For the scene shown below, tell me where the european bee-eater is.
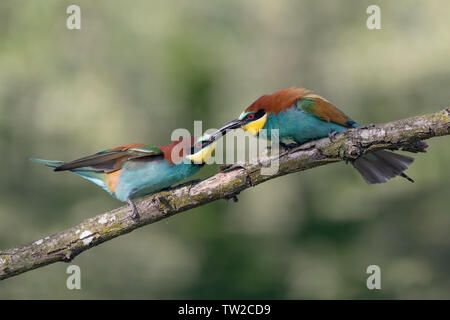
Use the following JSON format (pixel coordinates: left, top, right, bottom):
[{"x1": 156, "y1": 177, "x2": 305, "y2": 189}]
[
  {"x1": 30, "y1": 136, "x2": 216, "y2": 218},
  {"x1": 215, "y1": 87, "x2": 414, "y2": 184}
]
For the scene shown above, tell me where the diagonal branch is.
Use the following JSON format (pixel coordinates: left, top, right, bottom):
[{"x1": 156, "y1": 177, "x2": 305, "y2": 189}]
[{"x1": 1, "y1": 108, "x2": 449, "y2": 281}]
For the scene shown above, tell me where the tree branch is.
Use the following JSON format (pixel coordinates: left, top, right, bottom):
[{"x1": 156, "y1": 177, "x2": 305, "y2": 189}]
[{"x1": 1, "y1": 108, "x2": 449, "y2": 281}]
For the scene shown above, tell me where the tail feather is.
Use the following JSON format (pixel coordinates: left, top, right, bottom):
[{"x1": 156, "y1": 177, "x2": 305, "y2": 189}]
[
  {"x1": 29, "y1": 158, "x2": 64, "y2": 168},
  {"x1": 352, "y1": 150, "x2": 414, "y2": 184},
  {"x1": 29, "y1": 158, "x2": 111, "y2": 194}
]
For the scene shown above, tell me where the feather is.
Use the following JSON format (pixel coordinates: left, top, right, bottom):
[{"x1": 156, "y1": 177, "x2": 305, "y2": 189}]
[
  {"x1": 352, "y1": 150, "x2": 414, "y2": 184},
  {"x1": 53, "y1": 144, "x2": 163, "y2": 173},
  {"x1": 159, "y1": 136, "x2": 195, "y2": 165},
  {"x1": 29, "y1": 158, "x2": 64, "y2": 168},
  {"x1": 299, "y1": 94, "x2": 354, "y2": 127},
  {"x1": 246, "y1": 87, "x2": 310, "y2": 114},
  {"x1": 245, "y1": 87, "x2": 356, "y2": 128}
]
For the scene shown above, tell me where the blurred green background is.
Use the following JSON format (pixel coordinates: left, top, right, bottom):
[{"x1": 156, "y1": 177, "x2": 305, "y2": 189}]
[{"x1": 1, "y1": 0, "x2": 449, "y2": 299}]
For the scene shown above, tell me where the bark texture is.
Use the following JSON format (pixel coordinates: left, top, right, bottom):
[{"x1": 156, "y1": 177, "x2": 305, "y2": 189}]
[{"x1": 1, "y1": 108, "x2": 449, "y2": 281}]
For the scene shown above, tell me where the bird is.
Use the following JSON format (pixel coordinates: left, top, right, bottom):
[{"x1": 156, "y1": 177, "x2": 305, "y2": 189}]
[
  {"x1": 30, "y1": 135, "x2": 217, "y2": 219},
  {"x1": 213, "y1": 87, "x2": 414, "y2": 184}
]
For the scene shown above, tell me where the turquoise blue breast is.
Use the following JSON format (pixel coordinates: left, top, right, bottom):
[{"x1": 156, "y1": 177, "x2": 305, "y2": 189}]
[
  {"x1": 114, "y1": 158, "x2": 202, "y2": 201},
  {"x1": 264, "y1": 107, "x2": 358, "y2": 144}
]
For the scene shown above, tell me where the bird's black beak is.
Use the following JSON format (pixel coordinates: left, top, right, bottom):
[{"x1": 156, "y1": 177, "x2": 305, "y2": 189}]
[{"x1": 206, "y1": 119, "x2": 244, "y2": 143}]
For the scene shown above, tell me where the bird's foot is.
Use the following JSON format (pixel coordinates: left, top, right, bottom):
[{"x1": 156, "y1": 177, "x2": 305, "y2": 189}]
[
  {"x1": 360, "y1": 124, "x2": 376, "y2": 129},
  {"x1": 280, "y1": 142, "x2": 297, "y2": 149},
  {"x1": 280, "y1": 142, "x2": 299, "y2": 154},
  {"x1": 126, "y1": 198, "x2": 140, "y2": 221},
  {"x1": 328, "y1": 131, "x2": 339, "y2": 142}
]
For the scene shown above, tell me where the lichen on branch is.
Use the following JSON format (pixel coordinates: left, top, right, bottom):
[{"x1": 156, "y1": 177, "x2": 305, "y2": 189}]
[{"x1": 1, "y1": 108, "x2": 449, "y2": 281}]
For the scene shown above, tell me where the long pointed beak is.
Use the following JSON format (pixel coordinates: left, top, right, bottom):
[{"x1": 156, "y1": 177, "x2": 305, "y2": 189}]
[{"x1": 208, "y1": 119, "x2": 244, "y2": 142}]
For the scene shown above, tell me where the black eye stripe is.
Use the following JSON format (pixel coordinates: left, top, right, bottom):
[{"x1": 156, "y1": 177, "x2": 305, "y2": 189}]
[{"x1": 247, "y1": 110, "x2": 265, "y2": 121}]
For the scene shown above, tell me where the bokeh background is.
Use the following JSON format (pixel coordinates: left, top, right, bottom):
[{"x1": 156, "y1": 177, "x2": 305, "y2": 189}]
[{"x1": 1, "y1": 0, "x2": 449, "y2": 299}]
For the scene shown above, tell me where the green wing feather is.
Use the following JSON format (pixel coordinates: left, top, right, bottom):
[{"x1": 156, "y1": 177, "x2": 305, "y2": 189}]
[{"x1": 296, "y1": 94, "x2": 355, "y2": 128}]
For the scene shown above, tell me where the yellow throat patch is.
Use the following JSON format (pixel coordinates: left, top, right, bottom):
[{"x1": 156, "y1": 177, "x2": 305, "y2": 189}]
[
  {"x1": 186, "y1": 142, "x2": 216, "y2": 164},
  {"x1": 242, "y1": 113, "x2": 267, "y2": 136}
]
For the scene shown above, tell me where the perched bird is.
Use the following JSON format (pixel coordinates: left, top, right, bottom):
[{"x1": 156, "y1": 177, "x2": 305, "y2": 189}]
[
  {"x1": 214, "y1": 87, "x2": 414, "y2": 184},
  {"x1": 30, "y1": 136, "x2": 216, "y2": 219}
]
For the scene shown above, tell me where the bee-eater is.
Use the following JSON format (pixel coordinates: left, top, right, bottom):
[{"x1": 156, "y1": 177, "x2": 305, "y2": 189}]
[
  {"x1": 30, "y1": 136, "x2": 216, "y2": 218},
  {"x1": 215, "y1": 87, "x2": 414, "y2": 184}
]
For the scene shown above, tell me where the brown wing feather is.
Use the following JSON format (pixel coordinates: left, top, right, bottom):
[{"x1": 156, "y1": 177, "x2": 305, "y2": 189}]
[
  {"x1": 54, "y1": 143, "x2": 161, "y2": 172},
  {"x1": 54, "y1": 152, "x2": 126, "y2": 172},
  {"x1": 304, "y1": 94, "x2": 352, "y2": 127}
]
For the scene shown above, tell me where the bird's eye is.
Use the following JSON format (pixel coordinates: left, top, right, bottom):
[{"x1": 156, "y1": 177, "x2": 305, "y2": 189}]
[
  {"x1": 196, "y1": 142, "x2": 202, "y2": 148},
  {"x1": 247, "y1": 114, "x2": 255, "y2": 120}
]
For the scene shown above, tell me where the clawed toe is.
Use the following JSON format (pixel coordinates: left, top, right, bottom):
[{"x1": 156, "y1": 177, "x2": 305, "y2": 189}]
[{"x1": 328, "y1": 131, "x2": 338, "y2": 142}]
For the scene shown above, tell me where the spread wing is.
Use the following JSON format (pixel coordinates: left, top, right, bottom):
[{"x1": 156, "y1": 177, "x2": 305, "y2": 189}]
[
  {"x1": 297, "y1": 94, "x2": 356, "y2": 128},
  {"x1": 54, "y1": 143, "x2": 163, "y2": 173}
]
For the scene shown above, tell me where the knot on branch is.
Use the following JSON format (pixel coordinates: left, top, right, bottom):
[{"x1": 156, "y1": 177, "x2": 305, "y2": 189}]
[
  {"x1": 400, "y1": 140, "x2": 429, "y2": 153},
  {"x1": 336, "y1": 140, "x2": 363, "y2": 162},
  {"x1": 1, "y1": 108, "x2": 449, "y2": 281},
  {"x1": 61, "y1": 249, "x2": 76, "y2": 262},
  {"x1": 348, "y1": 145, "x2": 363, "y2": 159},
  {"x1": 224, "y1": 193, "x2": 239, "y2": 202},
  {"x1": 153, "y1": 195, "x2": 176, "y2": 215},
  {"x1": 0, "y1": 255, "x2": 10, "y2": 273}
]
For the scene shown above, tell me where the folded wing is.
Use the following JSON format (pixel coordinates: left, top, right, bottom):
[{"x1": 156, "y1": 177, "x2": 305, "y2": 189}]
[
  {"x1": 297, "y1": 94, "x2": 357, "y2": 128},
  {"x1": 54, "y1": 143, "x2": 163, "y2": 173}
]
